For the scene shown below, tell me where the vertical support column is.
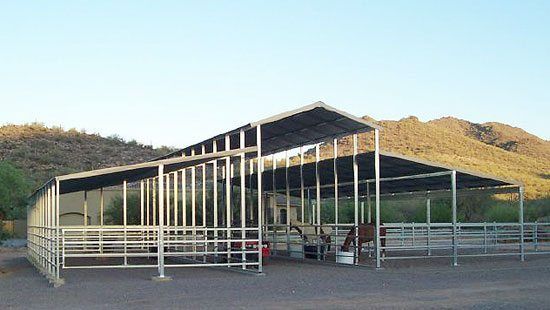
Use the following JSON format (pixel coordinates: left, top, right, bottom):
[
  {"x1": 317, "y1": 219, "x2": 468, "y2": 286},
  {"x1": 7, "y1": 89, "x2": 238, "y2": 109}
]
[
  {"x1": 167, "y1": 173, "x2": 172, "y2": 253},
  {"x1": 353, "y1": 134, "x2": 359, "y2": 265},
  {"x1": 240, "y1": 129, "x2": 246, "y2": 269},
  {"x1": 225, "y1": 135, "x2": 232, "y2": 264},
  {"x1": 256, "y1": 125, "x2": 263, "y2": 273},
  {"x1": 146, "y1": 181, "x2": 150, "y2": 245},
  {"x1": 174, "y1": 172, "x2": 179, "y2": 252},
  {"x1": 201, "y1": 145, "x2": 207, "y2": 260},
  {"x1": 249, "y1": 160, "x2": 254, "y2": 221},
  {"x1": 140, "y1": 181, "x2": 144, "y2": 249},
  {"x1": 272, "y1": 154, "x2": 277, "y2": 225},
  {"x1": 451, "y1": 170, "x2": 458, "y2": 267},
  {"x1": 140, "y1": 181, "x2": 145, "y2": 226},
  {"x1": 156, "y1": 164, "x2": 169, "y2": 279},
  {"x1": 519, "y1": 186, "x2": 525, "y2": 262},
  {"x1": 191, "y1": 149, "x2": 197, "y2": 257},
  {"x1": 49, "y1": 183, "x2": 55, "y2": 278},
  {"x1": 47, "y1": 185, "x2": 51, "y2": 275},
  {"x1": 374, "y1": 129, "x2": 382, "y2": 269},
  {"x1": 123, "y1": 180, "x2": 128, "y2": 266},
  {"x1": 333, "y1": 139, "x2": 339, "y2": 243},
  {"x1": 174, "y1": 172, "x2": 178, "y2": 229},
  {"x1": 300, "y1": 146, "x2": 305, "y2": 223},
  {"x1": 285, "y1": 150, "x2": 291, "y2": 255},
  {"x1": 166, "y1": 174, "x2": 171, "y2": 235},
  {"x1": 315, "y1": 144, "x2": 321, "y2": 229},
  {"x1": 55, "y1": 179, "x2": 61, "y2": 284},
  {"x1": 182, "y1": 169, "x2": 187, "y2": 228},
  {"x1": 153, "y1": 178, "x2": 157, "y2": 227},
  {"x1": 83, "y1": 191, "x2": 88, "y2": 252},
  {"x1": 100, "y1": 188, "x2": 104, "y2": 254},
  {"x1": 426, "y1": 197, "x2": 431, "y2": 256},
  {"x1": 213, "y1": 141, "x2": 218, "y2": 261},
  {"x1": 315, "y1": 143, "x2": 321, "y2": 260}
]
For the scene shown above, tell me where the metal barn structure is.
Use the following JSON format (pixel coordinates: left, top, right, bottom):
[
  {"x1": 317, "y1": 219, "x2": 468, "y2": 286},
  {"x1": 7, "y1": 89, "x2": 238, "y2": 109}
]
[{"x1": 27, "y1": 102, "x2": 548, "y2": 286}]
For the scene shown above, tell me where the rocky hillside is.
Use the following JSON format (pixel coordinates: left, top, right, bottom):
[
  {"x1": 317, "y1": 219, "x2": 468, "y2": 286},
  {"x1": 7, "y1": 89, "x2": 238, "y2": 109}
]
[
  {"x1": 428, "y1": 117, "x2": 550, "y2": 162},
  {"x1": 0, "y1": 123, "x2": 173, "y2": 188},
  {"x1": 313, "y1": 116, "x2": 549, "y2": 199},
  {"x1": 1, "y1": 117, "x2": 548, "y2": 199}
]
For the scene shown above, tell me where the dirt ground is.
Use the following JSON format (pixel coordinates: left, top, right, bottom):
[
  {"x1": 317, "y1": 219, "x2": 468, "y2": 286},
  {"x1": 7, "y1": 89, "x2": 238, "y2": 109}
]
[{"x1": 1, "y1": 248, "x2": 550, "y2": 309}]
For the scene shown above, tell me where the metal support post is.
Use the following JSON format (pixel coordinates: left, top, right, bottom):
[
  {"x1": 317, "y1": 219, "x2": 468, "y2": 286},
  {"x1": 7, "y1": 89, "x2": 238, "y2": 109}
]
[
  {"x1": 451, "y1": 170, "x2": 458, "y2": 266},
  {"x1": 375, "y1": 129, "x2": 382, "y2": 269}
]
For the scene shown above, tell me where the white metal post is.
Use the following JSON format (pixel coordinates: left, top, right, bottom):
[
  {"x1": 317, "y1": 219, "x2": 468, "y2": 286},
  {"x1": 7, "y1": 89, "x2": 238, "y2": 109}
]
[
  {"x1": 141, "y1": 181, "x2": 145, "y2": 249},
  {"x1": 240, "y1": 129, "x2": 246, "y2": 269},
  {"x1": 451, "y1": 170, "x2": 458, "y2": 266},
  {"x1": 333, "y1": 138, "x2": 339, "y2": 243},
  {"x1": 202, "y1": 145, "x2": 206, "y2": 241},
  {"x1": 123, "y1": 180, "x2": 128, "y2": 266},
  {"x1": 256, "y1": 125, "x2": 263, "y2": 273},
  {"x1": 300, "y1": 146, "x2": 305, "y2": 223},
  {"x1": 213, "y1": 140, "x2": 218, "y2": 261},
  {"x1": 285, "y1": 150, "x2": 291, "y2": 255},
  {"x1": 427, "y1": 197, "x2": 431, "y2": 256},
  {"x1": 191, "y1": 149, "x2": 197, "y2": 258},
  {"x1": 353, "y1": 134, "x2": 359, "y2": 265},
  {"x1": 174, "y1": 172, "x2": 178, "y2": 228},
  {"x1": 519, "y1": 186, "x2": 525, "y2": 262},
  {"x1": 166, "y1": 174, "x2": 171, "y2": 232},
  {"x1": 272, "y1": 154, "x2": 276, "y2": 226},
  {"x1": 315, "y1": 143, "x2": 321, "y2": 260},
  {"x1": 375, "y1": 129, "x2": 382, "y2": 269},
  {"x1": 157, "y1": 164, "x2": 166, "y2": 278},
  {"x1": 153, "y1": 178, "x2": 157, "y2": 227},
  {"x1": 55, "y1": 179, "x2": 60, "y2": 283},
  {"x1": 146, "y1": 181, "x2": 150, "y2": 244},
  {"x1": 182, "y1": 169, "x2": 187, "y2": 227},
  {"x1": 47, "y1": 185, "x2": 51, "y2": 275},
  {"x1": 140, "y1": 181, "x2": 144, "y2": 226},
  {"x1": 225, "y1": 135, "x2": 232, "y2": 264}
]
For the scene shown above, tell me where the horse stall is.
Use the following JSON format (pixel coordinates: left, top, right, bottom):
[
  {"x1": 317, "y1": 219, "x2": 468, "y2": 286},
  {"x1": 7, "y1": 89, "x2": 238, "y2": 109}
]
[
  {"x1": 260, "y1": 145, "x2": 548, "y2": 269},
  {"x1": 26, "y1": 102, "x2": 547, "y2": 286}
]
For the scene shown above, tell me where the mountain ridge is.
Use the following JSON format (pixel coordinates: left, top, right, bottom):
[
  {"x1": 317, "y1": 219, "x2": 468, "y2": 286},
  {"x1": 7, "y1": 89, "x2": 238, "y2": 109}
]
[{"x1": 0, "y1": 117, "x2": 548, "y2": 199}]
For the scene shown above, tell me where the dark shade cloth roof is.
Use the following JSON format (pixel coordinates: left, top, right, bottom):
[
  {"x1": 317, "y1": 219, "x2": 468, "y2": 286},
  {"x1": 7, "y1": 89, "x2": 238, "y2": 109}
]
[
  {"x1": 251, "y1": 151, "x2": 521, "y2": 197},
  {"x1": 155, "y1": 101, "x2": 380, "y2": 160},
  {"x1": 43, "y1": 146, "x2": 257, "y2": 195}
]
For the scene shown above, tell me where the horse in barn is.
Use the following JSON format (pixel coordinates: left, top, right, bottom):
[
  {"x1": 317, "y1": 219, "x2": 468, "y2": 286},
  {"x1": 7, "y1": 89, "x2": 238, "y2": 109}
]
[{"x1": 341, "y1": 223, "x2": 386, "y2": 260}]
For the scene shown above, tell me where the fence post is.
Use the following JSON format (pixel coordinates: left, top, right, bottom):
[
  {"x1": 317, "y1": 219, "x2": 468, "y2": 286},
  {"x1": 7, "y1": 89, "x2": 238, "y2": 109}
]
[
  {"x1": 483, "y1": 222, "x2": 487, "y2": 254},
  {"x1": 534, "y1": 221, "x2": 538, "y2": 252},
  {"x1": 519, "y1": 187, "x2": 525, "y2": 262},
  {"x1": 426, "y1": 198, "x2": 431, "y2": 256}
]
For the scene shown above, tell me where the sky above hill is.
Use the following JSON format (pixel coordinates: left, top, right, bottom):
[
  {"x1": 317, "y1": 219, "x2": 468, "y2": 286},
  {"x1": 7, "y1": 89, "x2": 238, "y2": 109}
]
[{"x1": 0, "y1": 1, "x2": 548, "y2": 147}]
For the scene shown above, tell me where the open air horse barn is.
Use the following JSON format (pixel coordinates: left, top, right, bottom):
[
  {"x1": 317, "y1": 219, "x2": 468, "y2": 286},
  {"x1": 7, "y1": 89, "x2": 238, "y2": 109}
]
[{"x1": 27, "y1": 102, "x2": 549, "y2": 286}]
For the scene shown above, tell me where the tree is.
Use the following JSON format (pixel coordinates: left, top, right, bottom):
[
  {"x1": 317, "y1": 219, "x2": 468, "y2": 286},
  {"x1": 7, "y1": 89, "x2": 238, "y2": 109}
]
[
  {"x1": 104, "y1": 194, "x2": 141, "y2": 225},
  {"x1": 0, "y1": 161, "x2": 31, "y2": 220}
]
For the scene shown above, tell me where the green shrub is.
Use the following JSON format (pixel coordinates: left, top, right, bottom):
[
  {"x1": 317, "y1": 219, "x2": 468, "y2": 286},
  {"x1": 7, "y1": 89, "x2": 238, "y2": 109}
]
[{"x1": 0, "y1": 161, "x2": 31, "y2": 220}]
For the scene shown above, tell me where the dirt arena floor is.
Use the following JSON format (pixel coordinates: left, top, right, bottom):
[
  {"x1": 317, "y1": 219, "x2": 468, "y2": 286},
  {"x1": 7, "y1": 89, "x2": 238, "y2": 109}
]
[{"x1": 2, "y1": 248, "x2": 550, "y2": 309}]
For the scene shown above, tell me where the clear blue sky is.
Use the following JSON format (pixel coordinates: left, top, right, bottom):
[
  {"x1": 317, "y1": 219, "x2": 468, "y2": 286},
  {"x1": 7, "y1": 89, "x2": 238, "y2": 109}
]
[{"x1": 1, "y1": 1, "x2": 548, "y2": 147}]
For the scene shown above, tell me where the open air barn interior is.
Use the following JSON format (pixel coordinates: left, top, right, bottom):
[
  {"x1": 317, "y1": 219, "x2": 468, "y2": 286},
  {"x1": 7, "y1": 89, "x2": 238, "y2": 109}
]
[{"x1": 26, "y1": 102, "x2": 549, "y2": 286}]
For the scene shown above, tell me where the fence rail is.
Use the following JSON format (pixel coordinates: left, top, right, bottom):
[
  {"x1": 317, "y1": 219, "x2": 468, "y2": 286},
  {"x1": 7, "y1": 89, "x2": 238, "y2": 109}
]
[
  {"x1": 58, "y1": 225, "x2": 261, "y2": 270},
  {"x1": 264, "y1": 222, "x2": 550, "y2": 265}
]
